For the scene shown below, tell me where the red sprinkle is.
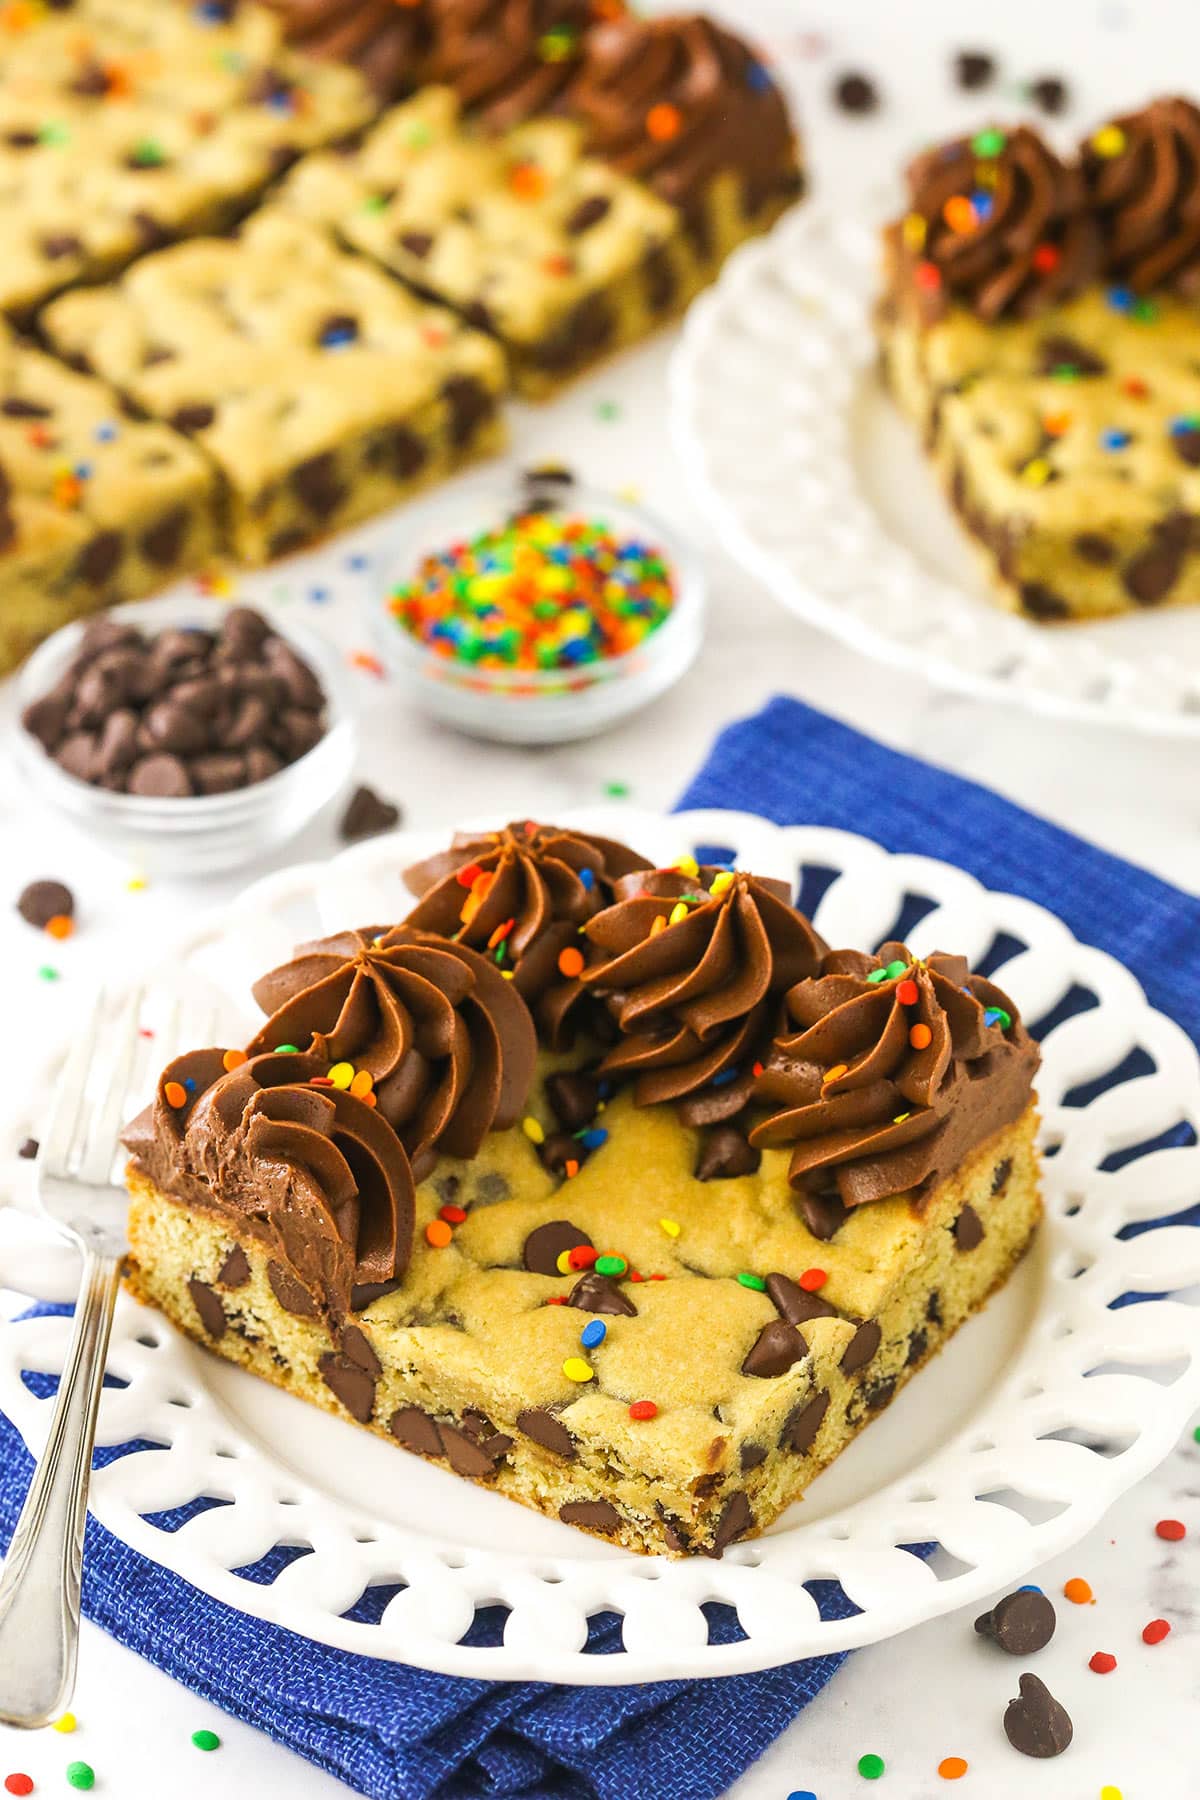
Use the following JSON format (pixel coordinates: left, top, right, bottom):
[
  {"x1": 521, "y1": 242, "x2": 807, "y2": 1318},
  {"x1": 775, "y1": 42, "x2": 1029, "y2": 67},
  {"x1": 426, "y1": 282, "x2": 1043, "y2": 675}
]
[
  {"x1": 439, "y1": 1204, "x2": 467, "y2": 1224},
  {"x1": 456, "y1": 863, "x2": 483, "y2": 888},
  {"x1": 1088, "y1": 1651, "x2": 1117, "y2": 1674},
  {"x1": 1032, "y1": 242, "x2": 1060, "y2": 272},
  {"x1": 629, "y1": 1401, "x2": 658, "y2": 1420},
  {"x1": 650, "y1": 1272, "x2": 666, "y2": 1281},
  {"x1": 4, "y1": 1778, "x2": 34, "y2": 1797},
  {"x1": 915, "y1": 259, "x2": 942, "y2": 291},
  {"x1": 798, "y1": 1268, "x2": 827, "y2": 1292},
  {"x1": 896, "y1": 978, "x2": 919, "y2": 1006},
  {"x1": 568, "y1": 1245, "x2": 599, "y2": 1270},
  {"x1": 1156, "y1": 1518, "x2": 1186, "y2": 1541},
  {"x1": 1143, "y1": 1618, "x2": 1171, "y2": 1645},
  {"x1": 545, "y1": 1296, "x2": 567, "y2": 1306},
  {"x1": 629, "y1": 1271, "x2": 645, "y2": 1283}
]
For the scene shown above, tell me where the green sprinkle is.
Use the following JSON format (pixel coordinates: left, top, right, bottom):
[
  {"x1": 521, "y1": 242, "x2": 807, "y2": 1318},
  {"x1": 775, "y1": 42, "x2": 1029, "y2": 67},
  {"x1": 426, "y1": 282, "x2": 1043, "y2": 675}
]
[
  {"x1": 191, "y1": 1729, "x2": 221, "y2": 1752},
  {"x1": 603, "y1": 780, "x2": 630, "y2": 799},
  {"x1": 1193, "y1": 1425, "x2": 1200, "y2": 1443},
  {"x1": 274, "y1": 1043, "x2": 299, "y2": 1053},
  {"x1": 38, "y1": 120, "x2": 69, "y2": 146},
  {"x1": 595, "y1": 1254, "x2": 627, "y2": 1277},
  {"x1": 362, "y1": 193, "x2": 390, "y2": 214},
  {"x1": 66, "y1": 1764, "x2": 95, "y2": 1791},
  {"x1": 38, "y1": 965, "x2": 60, "y2": 982},
  {"x1": 1134, "y1": 298, "x2": 1158, "y2": 322},
  {"x1": 595, "y1": 400, "x2": 621, "y2": 422},
  {"x1": 971, "y1": 127, "x2": 1006, "y2": 158},
  {"x1": 866, "y1": 968, "x2": 889, "y2": 984},
  {"x1": 858, "y1": 1752, "x2": 886, "y2": 1780},
  {"x1": 130, "y1": 138, "x2": 166, "y2": 168},
  {"x1": 884, "y1": 959, "x2": 908, "y2": 979},
  {"x1": 737, "y1": 1272, "x2": 766, "y2": 1291},
  {"x1": 1051, "y1": 363, "x2": 1079, "y2": 381}
]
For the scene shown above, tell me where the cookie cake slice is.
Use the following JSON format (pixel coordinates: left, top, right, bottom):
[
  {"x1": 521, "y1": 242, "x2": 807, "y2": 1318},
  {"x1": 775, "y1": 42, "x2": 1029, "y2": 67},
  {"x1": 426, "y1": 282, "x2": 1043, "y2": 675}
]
[{"x1": 123, "y1": 824, "x2": 1041, "y2": 1557}]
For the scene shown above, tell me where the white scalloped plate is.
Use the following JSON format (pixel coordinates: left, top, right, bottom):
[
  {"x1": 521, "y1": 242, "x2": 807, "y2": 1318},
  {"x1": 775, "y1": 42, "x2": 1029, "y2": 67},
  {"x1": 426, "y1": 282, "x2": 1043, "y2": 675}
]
[
  {"x1": 3, "y1": 806, "x2": 1200, "y2": 1684},
  {"x1": 670, "y1": 205, "x2": 1200, "y2": 738}
]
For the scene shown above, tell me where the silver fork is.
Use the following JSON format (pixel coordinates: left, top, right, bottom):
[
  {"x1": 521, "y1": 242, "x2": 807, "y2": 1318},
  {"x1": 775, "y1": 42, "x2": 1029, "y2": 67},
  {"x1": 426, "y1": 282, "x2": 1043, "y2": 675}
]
[{"x1": 0, "y1": 987, "x2": 150, "y2": 1729}]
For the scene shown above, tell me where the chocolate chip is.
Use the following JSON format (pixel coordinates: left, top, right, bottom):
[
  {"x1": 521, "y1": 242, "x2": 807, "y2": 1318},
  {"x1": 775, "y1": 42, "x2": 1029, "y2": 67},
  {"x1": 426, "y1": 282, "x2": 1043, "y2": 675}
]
[
  {"x1": 765, "y1": 1272, "x2": 837, "y2": 1326},
  {"x1": 341, "y1": 1325, "x2": 382, "y2": 1375},
  {"x1": 864, "y1": 1375, "x2": 896, "y2": 1411},
  {"x1": 169, "y1": 403, "x2": 215, "y2": 435},
  {"x1": 191, "y1": 753, "x2": 247, "y2": 794},
  {"x1": 695, "y1": 1125, "x2": 761, "y2": 1180},
  {"x1": 443, "y1": 374, "x2": 494, "y2": 448},
  {"x1": 800, "y1": 1190, "x2": 847, "y2": 1240},
  {"x1": 291, "y1": 452, "x2": 346, "y2": 519},
  {"x1": 21, "y1": 689, "x2": 70, "y2": 751},
  {"x1": 658, "y1": 1508, "x2": 689, "y2": 1553},
  {"x1": 217, "y1": 1246, "x2": 250, "y2": 1288},
  {"x1": 643, "y1": 244, "x2": 677, "y2": 314},
  {"x1": 739, "y1": 1442, "x2": 767, "y2": 1472},
  {"x1": 1036, "y1": 335, "x2": 1106, "y2": 377},
  {"x1": 545, "y1": 1071, "x2": 600, "y2": 1132},
  {"x1": 1029, "y1": 75, "x2": 1068, "y2": 114},
  {"x1": 2, "y1": 397, "x2": 51, "y2": 419},
  {"x1": 707, "y1": 1491, "x2": 753, "y2": 1555},
  {"x1": 127, "y1": 752, "x2": 192, "y2": 797},
  {"x1": 463, "y1": 298, "x2": 496, "y2": 334},
  {"x1": 1003, "y1": 1672, "x2": 1073, "y2": 1758},
  {"x1": 742, "y1": 1318, "x2": 806, "y2": 1379},
  {"x1": 566, "y1": 195, "x2": 612, "y2": 235},
  {"x1": 140, "y1": 507, "x2": 188, "y2": 567},
  {"x1": 55, "y1": 733, "x2": 97, "y2": 782},
  {"x1": 187, "y1": 1278, "x2": 226, "y2": 1340},
  {"x1": 440, "y1": 1421, "x2": 510, "y2": 1478},
  {"x1": 992, "y1": 1157, "x2": 1013, "y2": 1195},
  {"x1": 541, "y1": 1131, "x2": 587, "y2": 1175},
  {"x1": 840, "y1": 1319, "x2": 882, "y2": 1374},
  {"x1": 267, "y1": 1260, "x2": 318, "y2": 1317},
  {"x1": 559, "y1": 1498, "x2": 620, "y2": 1533},
  {"x1": 265, "y1": 637, "x2": 325, "y2": 710},
  {"x1": 17, "y1": 1138, "x2": 38, "y2": 1160},
  {"x1": 351, "y1": 1279, "x2": 401, "y2": 1310},
  {"x1": 780, "y1": 1388, "x2": 829, "y2": 1454},
  {"x1": 385, "y1": 426, "x2": 427, "y2": 479},
  {"x1": 74, "y1": 531, "x2": 122, "y2": 587},
  {"x1": 954, "y1": 1204, "x2": 984, "y2": 1250},
  {"x1": 954, "y1": 50, "x2": 995, "y2": 89},
  {"x1": 833, "y1": 71, "x2": 879, "y2": 113},
  {"x1": 17, "y1": 879, "x2": 73, "y2": 929},
  {"x1": 41, "y1": 232, "x2": 82, "y2": 260},
  {"x1": 1020, "y1": 582, "x2": 1071, "y2": 621},
  {"x1": 339, "y1": 784, "x2": 401, "y2": 842},
  {"x1": 1124, "y1": 539, "x2": 1185, "y2": 607},
  {"x1": 976, "y1": 1589, "x2": 1057, "y2": 1655},
  {"x1": 523, "y1": 1219, "x2": 592, "y2": 1276},
  {"x1": 318, "y1": 1352, "x2": 376, "y2": 1423},
  {"x1": 926, "y1": 1289, "x2": 943, "y2": 1326},
  {"x1": 905, "y1": 1327, "x2": 928, "y2": 1366},
  {"x1": 390, "y1": 1404, "x2": 442, "y2": 1457},
  {"x1": 398, "y1": 230, "x2": 434, "y2": 258},
  {"x1": 567, "y1": 1272, "x2": 637, "y2": 1316},
  {"x1": 1173, "y1": 429, "x2": 1200, "y2": 467},
  {"x1": 1073, "y1": 532, "x2": 1116, "y2": 565},
  {"x1": 517, "y1": 1407, "x2": 576, "y2": 1460}
]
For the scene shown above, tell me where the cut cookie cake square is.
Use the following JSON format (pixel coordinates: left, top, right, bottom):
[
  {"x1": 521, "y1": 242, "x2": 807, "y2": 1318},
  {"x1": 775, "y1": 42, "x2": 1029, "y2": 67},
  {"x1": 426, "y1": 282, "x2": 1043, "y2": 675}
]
[
  {"x1": 123, "y1": 822, "x2": 1041, "y2": 1557},
  {"x1": 877, "y1": 98, "x2": 1200, "y2": 621}
]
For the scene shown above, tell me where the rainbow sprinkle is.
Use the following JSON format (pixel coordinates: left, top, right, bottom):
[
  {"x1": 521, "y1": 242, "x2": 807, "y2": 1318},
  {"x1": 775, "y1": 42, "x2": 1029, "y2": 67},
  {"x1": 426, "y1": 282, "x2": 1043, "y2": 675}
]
[{"x1": 388, "y1": 507, "x2": 676, "y2": 673}]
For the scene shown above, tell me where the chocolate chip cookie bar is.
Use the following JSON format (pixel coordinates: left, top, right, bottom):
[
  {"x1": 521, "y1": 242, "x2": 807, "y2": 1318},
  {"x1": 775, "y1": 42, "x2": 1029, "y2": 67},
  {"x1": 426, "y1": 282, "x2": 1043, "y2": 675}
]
[
  {"x1": 42, "y1": 211, "x2": 506, "y2": 564},
  {"x1": 0, "y1": 322, "x2": 216, "y2": 674},
  {"x1": 122, "y1": 826, "x2": 1042, "y2": 1558},
  {"x1": 0, "y1": 0, "x2": 372, "y2": 319},
  {"x1": 877, "y1": 104, "x2": 1200, "y2": 621}
]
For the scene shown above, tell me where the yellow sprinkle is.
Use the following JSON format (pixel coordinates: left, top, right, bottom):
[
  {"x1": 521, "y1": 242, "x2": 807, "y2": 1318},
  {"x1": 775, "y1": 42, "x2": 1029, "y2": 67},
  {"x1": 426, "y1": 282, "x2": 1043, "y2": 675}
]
[
  {"x1": 617, "y1": 483, "x2": 641, "y2": 503},
  {"x1": 328, "y1": 1061, "x2": 355, "y2": 1090},
  {"x1": 126, "y1": 875, "x2": 147, "y2": 892},
  {"x1": 1021, "y1": 457, "x2": 1052, "y2": 486},
  {"x1": 709, "y1": 870, "x2": 735, "y2": 895},
  {"x1": 901, "y1": 211, "x2": 926, "y2": 251},
  {"x1": 893, "y1": 1112, "x2": 911, "y2": 1123},
  {"x1": 974, "y1": 161, "x2": 999, "y2": 188},
  {"x1": 659, "y1": 1217, "x2": 681, "y2": 1238},
  {"x1": 674, "y1": 854, "x2": 699, "y2": 878},
  {"x1": 53, "y1": 1713, "x2": 77, "y2": 1734},
  {"x1": 501, "y1": 969, "x2": 515, "y2": 979},
  {"x1": 668, "y1": 902, "x2": 689, "y2": 926},
  {"x1": 1091, "y1": 124, "x2": 1126, "y2": 158},
  {"x1": 1100, "y1": 1788, "x2": 1123, "y2": 1800},
  {"x1": 522, "y1": 1115, "x2": 545, "y2": 1145},
  {"x1": 556, "y1": 1249, "x2": 575, "y2": 1274},
  {"x1": 562, "y1": 1356, "x2": 594, "y2": 1383}
]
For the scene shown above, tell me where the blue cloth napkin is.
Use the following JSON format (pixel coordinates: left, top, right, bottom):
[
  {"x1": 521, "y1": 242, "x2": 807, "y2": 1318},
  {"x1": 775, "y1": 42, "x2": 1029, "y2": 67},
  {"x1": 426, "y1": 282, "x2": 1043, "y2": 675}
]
[{"x1": 2, "y1": 693, "x2": 1197, "y2": 1800}]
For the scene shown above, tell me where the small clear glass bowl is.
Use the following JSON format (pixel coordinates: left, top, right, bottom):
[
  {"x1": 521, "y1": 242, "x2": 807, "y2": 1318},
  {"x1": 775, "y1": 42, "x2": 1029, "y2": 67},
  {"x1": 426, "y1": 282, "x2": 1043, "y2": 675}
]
[
  {"x1": 369, "y1": 477, "x2": 706, "y2": 745},
  {"x1": 10, "y1": 593, "x2": 357, "y2": 877}
]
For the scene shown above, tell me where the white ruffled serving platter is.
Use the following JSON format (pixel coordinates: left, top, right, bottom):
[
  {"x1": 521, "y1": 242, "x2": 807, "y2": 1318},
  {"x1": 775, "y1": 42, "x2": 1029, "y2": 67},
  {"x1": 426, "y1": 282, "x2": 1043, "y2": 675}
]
[
  {"x1": 2, "y1": 806, "x2": 1200, "y2": 1684},
  {"x1": 670, "y1": 204, "x2": 1200, "y2": 739}
]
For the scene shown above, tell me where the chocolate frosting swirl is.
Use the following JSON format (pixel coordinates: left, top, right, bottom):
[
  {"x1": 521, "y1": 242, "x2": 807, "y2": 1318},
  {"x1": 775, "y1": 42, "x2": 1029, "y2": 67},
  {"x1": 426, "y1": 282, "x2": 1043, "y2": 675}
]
[
  {"x1": 424, "y1": 0, "x2": 601, "y2": 131},
  {"x1": 260, "y1": 0, "x2": 429, "y2": 98},
  {"x1": 750, "y1": 942, "x2": 1038, "y2": 1207},
  {"x1": 562, "y1": 14, "x2": 798, "y2": 210},
  {"x1": 580, "y1": 867, "x2": 826, "y2": 1109},
  {"x1": 895, "y1": 123, "x2": 1100, "y2": 323},
  {"x1": 403, "y1": 820, "x2": 652, "y2": 1048},
  {"x1": 246, "y1": 925, "x2": 537, "y2": 1177},
  {"x1": 1081, "y1": 96, "x2": 1200, "y2": 294},
  {"x1": 123, "y1": 1048, "x2": 414, "y2": 1326}
]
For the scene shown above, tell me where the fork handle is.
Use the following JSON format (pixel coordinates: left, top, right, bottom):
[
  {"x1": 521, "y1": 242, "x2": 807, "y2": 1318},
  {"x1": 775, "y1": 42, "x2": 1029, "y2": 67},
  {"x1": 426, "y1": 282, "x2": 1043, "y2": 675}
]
[{"x1": 0, "y1": 1247, "x2": 121, "y2": 1728}]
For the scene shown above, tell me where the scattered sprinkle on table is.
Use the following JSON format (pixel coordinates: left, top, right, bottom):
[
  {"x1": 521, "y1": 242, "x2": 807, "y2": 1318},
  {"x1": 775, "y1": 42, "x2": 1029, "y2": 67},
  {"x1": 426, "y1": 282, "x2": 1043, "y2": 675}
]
[
  {"x1": 52, "y1": 1716, "x2": 75, "y2": 1734},
  {"x1": 65, "y1": 1765, "x2": 94, "y2": 1792},
  {"x1": 1155, "y1": 1517, "x2": 1186, "y2": 1541},
  {"x1": 191, "y1": 1729, "x2": 220, "y2": 1751},
  {"x1": 1089, "y1": 1650, "x2": 1117, "y2": 1673},
  {"x1": 857, "y1": 1752, "x2": 885, "y2": 1779},
  {"x1": 937, "y1": 1757, "x2": 968, "y2": 1780},
  {"x1": 603, "y1": 780, "x2": 630, "y2": 798},
  {"x1": 1142, "y1": 1616, "x2": 1171, "y2": 1644},
  {"x1": 388, "y1": 506, "x2": 676, "y2": 674},
  {"x1": 1063, "y1": 1576, "x2": 1093, "y2": 1604},
  {"x1": 4, "y1": 1775, "x2": 33, "y2": 1796},
  {"x1": 787, "y1": 1791, "x2": 818, "y2": 1800},
  {"x1": 1101, "y1": 1786, "x2": 1123, "y2": 1800}
]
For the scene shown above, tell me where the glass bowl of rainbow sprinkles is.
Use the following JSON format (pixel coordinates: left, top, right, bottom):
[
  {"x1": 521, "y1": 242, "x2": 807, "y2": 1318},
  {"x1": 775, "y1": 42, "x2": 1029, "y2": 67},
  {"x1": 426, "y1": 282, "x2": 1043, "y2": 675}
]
[{"x1": 370, "y1": 467, "x2": 705, "y2": 744}]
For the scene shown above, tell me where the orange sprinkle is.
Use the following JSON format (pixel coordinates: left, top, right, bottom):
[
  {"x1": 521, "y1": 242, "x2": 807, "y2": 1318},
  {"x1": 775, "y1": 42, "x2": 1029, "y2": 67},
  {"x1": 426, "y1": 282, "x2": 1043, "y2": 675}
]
[
  {"x1": 425, "y1": 1219, "x2": 453, "y2": 1248},
  {"x1": 1064, "y1": 1576, "x2": 1094, "y2": 1604},
  {"x1": 564, "y1": 1159, "x2": 580, "y2": 1178},
  {"x1": 222, "y1": 1048, "x2": 247, "y2": 1072},
  {"x1": 360, "y1": 1091, "x2": 377, "y2": 1108},
  {"x1": 509, "y1": 160, "x2": 546, "y2": 199},
  {"x1": 646, "y1": 102, "x2": 682, "y2": 141},
  {"x1": 942, "y1": 194, "x2": 976, "y2": 234},
  {"x1": 938, "y1": 1758, "x2": 968, "y2": 1781},
  {"x1": 1122, "y1": 375, "x2": 1149, "y2": 398},
  {"x1": 824, "y1": 1063, "x2": 848, "y2": 1084},
  {"x1": 649, "y1": 914, "x2": 668, "y2": 937},
  {"x1": 487, "y1": 918, "x2": 515, "y2": 949},
  {"x1": 164, "y1": 1081, "x2": 187, "y2": 1109},
  {"x1": 350, "y1": 1069, "x2": 374, "y2": 1098},
  {"x1": 909, "y1": 1023, "x2": 933, "y2": 1050},
  {"x1": 1042, "y1": 412, "x2": 1072, "y2": 437},
  {"x1": 558, "y1": 946, "x2": 585, "y2": 978},
  {"x1": 45, "y1": 913, "x2": 73, "y2": 940}
]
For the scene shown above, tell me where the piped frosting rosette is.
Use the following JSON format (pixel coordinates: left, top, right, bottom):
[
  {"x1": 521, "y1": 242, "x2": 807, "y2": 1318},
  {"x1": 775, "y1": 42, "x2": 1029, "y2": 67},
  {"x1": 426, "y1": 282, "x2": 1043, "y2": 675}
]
[
  {"x1": 246, "y1": 925, "x2": 537, "y2": 1178},
  {"x1": 1081, "y1": 95, "x2": 1200, "y2": 294},
  {"x1": 580, "y1": 863, "x2": 826, "y2": 1116},
  {"x1": 403, "y1": 820, "x2": 652, "y2": 1047},
  {"x1": 424, "y1": 0, "x2": 605, "y2": 131},
  {"x1": 261, "y1": 0, "x2": 429, "y2": 98},
  {"x1": 750, "y1": 942, "x2": 1039, "y2": 1208},
  {"x1": 894, "y1": 123, "x2": 1100, "y2": 323},
  {"x1": 123, "y1": 1048, "x2": 414, "y2": 1325}
]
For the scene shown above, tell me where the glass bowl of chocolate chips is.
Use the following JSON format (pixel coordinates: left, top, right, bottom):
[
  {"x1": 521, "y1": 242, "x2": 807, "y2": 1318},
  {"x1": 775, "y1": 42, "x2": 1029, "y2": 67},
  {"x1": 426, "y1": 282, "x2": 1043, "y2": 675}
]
[{"x1": 13, "y1": 596, "x2": 356, "y2": 875}]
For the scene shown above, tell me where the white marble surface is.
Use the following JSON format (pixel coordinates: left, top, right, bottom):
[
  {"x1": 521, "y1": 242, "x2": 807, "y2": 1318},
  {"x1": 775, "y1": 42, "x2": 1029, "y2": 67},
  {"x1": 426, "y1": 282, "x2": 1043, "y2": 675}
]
[{"x1": 2, "y1": 1, "x2": 1200, "y2": 1795}]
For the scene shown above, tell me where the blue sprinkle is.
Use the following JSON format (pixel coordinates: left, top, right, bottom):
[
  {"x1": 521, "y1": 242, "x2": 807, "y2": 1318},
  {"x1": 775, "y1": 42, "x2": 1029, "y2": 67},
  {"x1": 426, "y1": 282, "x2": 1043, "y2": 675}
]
[
  {"x1": 320, "y1": 326, "x2": 357, "y2": 350},
  {"x1": 93, "y1": 422, "x2": 118, "y2": 443},
  {"x1": 971, "y1": 190, "x2": 994, "y2": 221},
  {"x1": 184, "y1": 1078, "x2": 196, "y2": 1093},
  {"x1": 710, "y1": 1067, "x2": 739, "y2": 1088},
  {"x1": 746, "y1": 61, "x2": 773, "y2": 92},
  {"x1": 1169, "y1": 415, "x2": 1200, "y2": 435},
  {"x1": 308, "y1": 586, "x2": 330, "y2": 603},
  {"x1": 346, "y1": 553, "x2": 369, "y2": 572},
  {"x1": 984, "y1": 1008, "x2": 1002, "y2": 1027},
  {"x1": 1107, "y1": 284, "x2": 1135, "y2": 313},
  {"x1": 597, "y1": 1080, "x2": 613, "y2": 1100},
  {"x1": 578, "y1": 1128, "x2": 608, "y2": 1151},
  {"x1": 579, "y1": 867, "x2": 595, "y2": 891},
  {"x1": 581, "y1": 1319, "x2": 607, "y2": 1349},
  {"x1": 787, "y1": 1792, "x2": 818, "y2": 1800},
  {"x1": 74, "y1": 461, "x2": 93, "y2": 479},
  {"x1": 1100, "y1": 428, "x2": 1130, "y2": 450},
  {"x1": 1018, "y1": 1584, "x2": 1043, "y2": 1593}
]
